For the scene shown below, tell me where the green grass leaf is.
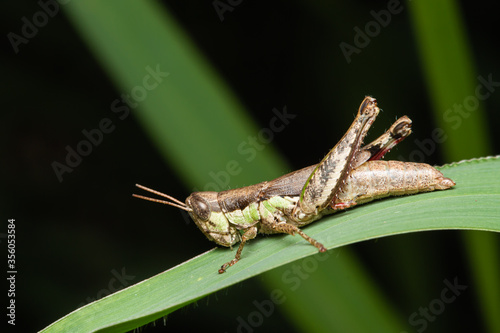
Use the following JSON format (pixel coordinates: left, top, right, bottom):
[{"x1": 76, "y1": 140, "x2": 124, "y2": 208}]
[
  {"x1": 409, "y1": 2, "x2": 499, "y2": 331},
  {"x1": 41, "y1": 156, "x2": 500, "y2": 332}
]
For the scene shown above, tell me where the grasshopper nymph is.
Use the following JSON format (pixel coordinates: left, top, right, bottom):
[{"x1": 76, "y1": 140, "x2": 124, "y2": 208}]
[{"x1": 134, "y1": 97, "x2": 455, "y2": 273}]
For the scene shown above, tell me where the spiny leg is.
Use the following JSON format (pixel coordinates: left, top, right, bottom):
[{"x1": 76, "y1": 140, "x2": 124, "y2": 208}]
[
  {"x1": 268, "y1": 222, "x2": 326, "y2": 252},
  {"x1": 354, "y1": 115, "x2": 412, "y2": 167},
  {"x1": 332, "y1": 116, "x2": 413, "y2": 210},
  {"x1": 295, "y1": 96, "x2": 380, "y2": 220},
  {"x1": 219, "y1": 227, "x2": 257, "y2": 274}
]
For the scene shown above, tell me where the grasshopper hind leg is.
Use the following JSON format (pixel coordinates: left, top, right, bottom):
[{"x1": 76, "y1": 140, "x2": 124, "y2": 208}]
[
  {"x1": 354, "y1": 115, "x2": 412, "y2": 167},
  {"x1": 295, "y1": 97, "x2": 380, "y2": 221},
  {"x1": 330, "y1": 116, "x2": 413, "y2": 211}
]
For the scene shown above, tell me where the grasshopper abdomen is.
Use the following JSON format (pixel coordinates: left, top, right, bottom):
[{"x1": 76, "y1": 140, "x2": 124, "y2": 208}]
[{"x1": 335, "y1": 160, "x2": 455, "y2": 208}]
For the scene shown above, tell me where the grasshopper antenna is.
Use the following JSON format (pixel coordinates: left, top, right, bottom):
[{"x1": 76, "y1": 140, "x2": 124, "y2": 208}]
[{"x1": 133, "y1": 184, "x2": 192, "y2": 212}]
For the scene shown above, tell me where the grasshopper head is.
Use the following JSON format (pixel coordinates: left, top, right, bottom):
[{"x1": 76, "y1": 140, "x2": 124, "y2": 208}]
[
  {"x1": 186, "y1": 192, "x2": 240, "y2": 247},
  {"x1": 133, "y1": 185, "x2": 240, "y2": 247}
]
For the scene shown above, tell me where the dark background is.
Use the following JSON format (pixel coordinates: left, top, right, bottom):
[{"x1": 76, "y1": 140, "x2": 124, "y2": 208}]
[{"x1": 2, "y1": 1, "x2": 499, "y2": 332}]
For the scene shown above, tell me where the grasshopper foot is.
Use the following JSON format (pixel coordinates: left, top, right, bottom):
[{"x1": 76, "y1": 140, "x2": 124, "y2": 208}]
[{"x1": 219, "y1": 259, "x2": 238, "y2": 274}]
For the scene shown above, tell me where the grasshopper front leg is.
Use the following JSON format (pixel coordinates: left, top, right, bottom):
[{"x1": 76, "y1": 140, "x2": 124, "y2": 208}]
[
  {"x1": 293, "y1": 96, "x2": 380, "y2": 222},
  {"x1": 219, "y1": 227, "x2": 258, "y2": 273}
]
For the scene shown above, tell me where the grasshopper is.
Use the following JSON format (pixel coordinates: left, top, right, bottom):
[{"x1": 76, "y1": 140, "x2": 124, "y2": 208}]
[{"x1": 134, "y1": 97, "x2": 455, "y2": 273}]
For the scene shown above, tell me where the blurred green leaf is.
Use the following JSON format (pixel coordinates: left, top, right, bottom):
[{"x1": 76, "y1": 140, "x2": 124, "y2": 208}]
[
  {"x1": 63, "y1": 0, "x2": 287, "y2": 189},
  {"x1": 409, "y1": 2, "x2": 499, "y2": 332},
  {"x1": 408, "y1": 0, "x2": 491, "y2": 161}
]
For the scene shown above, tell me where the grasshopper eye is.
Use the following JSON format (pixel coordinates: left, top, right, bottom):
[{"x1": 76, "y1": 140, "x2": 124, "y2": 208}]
[{"x1": 189, "y1": 194, "x2": 211, "y2": 221}]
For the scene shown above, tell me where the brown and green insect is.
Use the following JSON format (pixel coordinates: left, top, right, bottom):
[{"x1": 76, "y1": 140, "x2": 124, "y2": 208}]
[{"x1": 134, "y1": 97, "x2": 455, "y2": 273}]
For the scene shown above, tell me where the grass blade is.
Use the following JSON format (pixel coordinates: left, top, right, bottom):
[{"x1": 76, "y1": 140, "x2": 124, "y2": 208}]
[{"x1": 41, "y1": 156, "x2": 500, "y2": 332}]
